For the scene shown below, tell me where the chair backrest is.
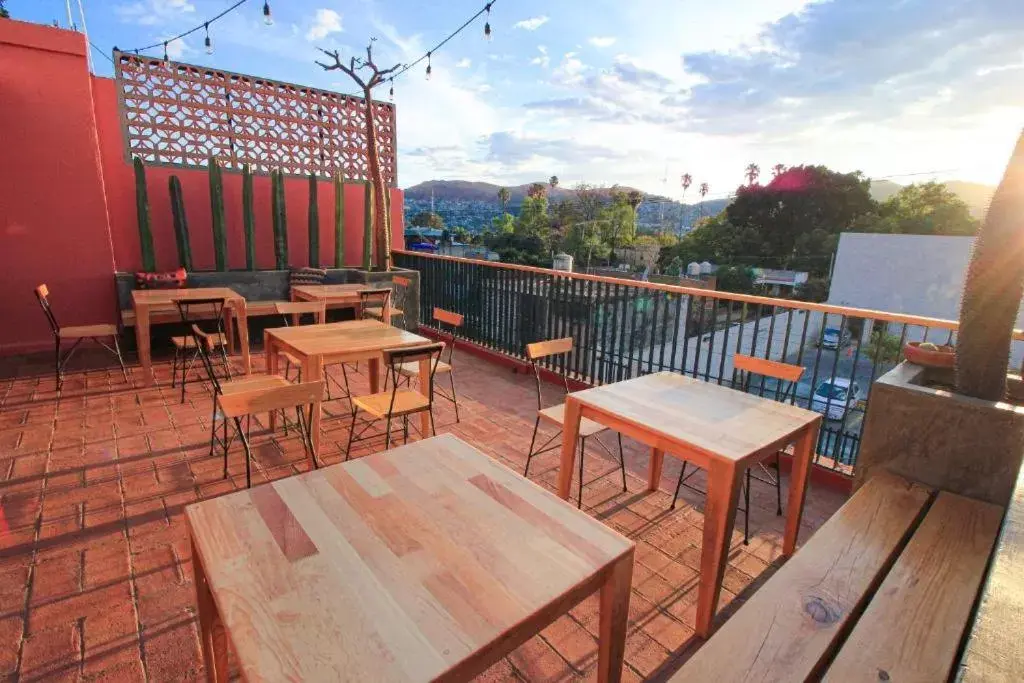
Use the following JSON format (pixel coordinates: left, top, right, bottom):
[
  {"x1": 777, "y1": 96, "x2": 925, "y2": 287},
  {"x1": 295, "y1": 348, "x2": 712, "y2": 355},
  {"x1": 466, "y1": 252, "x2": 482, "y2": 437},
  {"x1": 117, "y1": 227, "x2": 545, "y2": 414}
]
[
  {"x1": 218, "y1": 380, "x2": 324, "y2": 419},
  {"x1": 185, "y1": 323, "x2": 225, "y2": 394},
  {"x1": 525, "y1": 337, "x2": 574, "y2": 409},
  {"x1": 392, "y1": 275, "x2": 412, "y2": 288},
  {"x1": 433, "y1": 308, "x2": 464, "y2": 364},
  {"x1": 733, "y1": 354, "x2": 804, "y2": 403},
  {"x1": 34, "y1": 284, "x2": 60, "y2": 336},
  {"x1": 175, "y1": 297, "x2": 228, "y2": 335},
  {"x1": 359, "y1": 288, "x2": 392, "y2": 318},
  {"x1": 382, "y1": 342, "x2": 444, "y2": 409},
  {"x1": 274, "y1": 301, "x2": 325, "y2": 326}
]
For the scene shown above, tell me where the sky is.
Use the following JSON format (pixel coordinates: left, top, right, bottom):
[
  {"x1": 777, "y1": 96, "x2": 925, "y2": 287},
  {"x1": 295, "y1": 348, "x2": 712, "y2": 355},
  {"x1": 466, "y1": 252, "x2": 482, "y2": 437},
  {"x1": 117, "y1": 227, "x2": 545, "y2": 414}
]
[{"x1": 11, "y1": 0, "x2": 1024, "y2": 199}]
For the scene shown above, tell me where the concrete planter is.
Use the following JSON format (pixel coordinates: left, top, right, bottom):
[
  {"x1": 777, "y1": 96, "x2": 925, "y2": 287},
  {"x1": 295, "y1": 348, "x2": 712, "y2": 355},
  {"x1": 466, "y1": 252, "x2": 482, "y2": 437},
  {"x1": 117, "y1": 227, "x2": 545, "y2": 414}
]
[{"x1": 856, "y1": 361, "x2": 1024, "y2": 506}]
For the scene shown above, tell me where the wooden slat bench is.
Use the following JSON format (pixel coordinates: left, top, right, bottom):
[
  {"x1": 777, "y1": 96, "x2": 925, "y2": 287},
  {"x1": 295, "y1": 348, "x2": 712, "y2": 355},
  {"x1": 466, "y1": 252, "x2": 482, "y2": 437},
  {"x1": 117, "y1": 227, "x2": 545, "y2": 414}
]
[{"x1": 671, "y1": 471, "x2": 1003, "y2": 681}]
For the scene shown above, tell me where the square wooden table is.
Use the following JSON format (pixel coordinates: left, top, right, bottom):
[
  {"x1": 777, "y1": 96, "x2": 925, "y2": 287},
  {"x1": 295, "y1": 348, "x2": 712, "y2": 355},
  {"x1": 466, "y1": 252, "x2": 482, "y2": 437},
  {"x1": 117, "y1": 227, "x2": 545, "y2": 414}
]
[
  {"x1": 132, "y1": 287, "x2": 251, "y2": 386},
  {"x1": 187, "y1": 434, "x2": 635, "y2": 682},
  {"x1": 290, "y1": 284, "x2": 389, "y2": 324},
  {"x1": 264, "y1": 319, "x2": 432, "y2": 454},
  {"x1": 559, "y1": 371, "x2": 821, "y2": 638}
]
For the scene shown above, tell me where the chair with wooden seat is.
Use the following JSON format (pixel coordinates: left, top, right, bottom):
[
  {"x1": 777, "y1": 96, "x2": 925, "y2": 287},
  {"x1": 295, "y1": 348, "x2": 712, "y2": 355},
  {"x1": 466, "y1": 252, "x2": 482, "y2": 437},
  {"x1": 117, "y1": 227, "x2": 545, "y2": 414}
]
[
  {"x1": 672, "y1": 353, "x2": 805, "y2": 543},
  {"x1": 360, "y1": 287, "x2": 395, "y2": 322},
  {"x1": 345, "y1": 343, "x2": 443, "y2": 459},
  {"x1": 172, "y1": 298, "x2": 232, "y2": 404},
  {"x1": 391, "y1": 307, "x2": 464, "y2": 422},
  {"x1": 523, "y1": 337, "x2": 626, "y2": 509},
  {"x1": 273, "y1": 301, "x2": 326, "y2": 381},
  {"x1": 34, "y1": 284, "x2": 129, "y2": 391},
  {"x1": 364, "y1": 276, "x2": 410, "y2": 326},
  {"x1": 186, "y1": 321, "x2": 321, "y2": 488}
]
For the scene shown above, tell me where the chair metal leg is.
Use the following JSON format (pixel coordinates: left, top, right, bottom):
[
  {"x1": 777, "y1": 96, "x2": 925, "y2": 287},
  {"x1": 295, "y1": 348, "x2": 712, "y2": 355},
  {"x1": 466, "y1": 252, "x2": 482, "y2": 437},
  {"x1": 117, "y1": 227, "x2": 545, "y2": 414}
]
[
  {"x1": 208, "y1": 401, "x2": 219, "y2": 465},
  {"x1": 429, "y1": 409, "x2": 436, "y2": 436},
  {"x1": 671, "y1": 462, "x2": 687, "y2": 510},
  {"x1": 223, "y1": 410, "x2": 229, "y2": 478},
  {"x1": 744, "y1": 468, "x2": 752, "y2": 545},
  {"x1": 577, "y1": 437, "x2": 586, "y2": 509},
  {"x1": 617, "y1": 433, "x2": 627, "y2": 492},
  {"x1": 219, "y1": 343, "x2": 232, "y2": 380},
  {"x1": 385, "y1": 416, "x2": 392, "y2": 450},
  {"x1": 54, "y1": 338, "x2": 62, "y2": 391},
  {"x1": 403, "y1": 416, "x2": 409, "y2": 444},
  {"x1": 112, "y1": 335, "x2": 129, "y2": 384},
  {"x1": 449, "y1": 372, "x2": 460, "y2": 423},
  {"x1": 233, "y1": 417, "x2": 252, "y2": 489},
  {"x1": 295, "y1": 406, "x2": 318, "y2": 469},
  {"x1": 524, "y1": 417, "x2": 541, "y2": 477},
  {"x1": 171, "y1": 347, "x2": 179, "y2": 389},
  {"x1": 345, "y1": 410, "x2": 357, "y2": 461},
  {"x1": 775, "y1": 452, "x2": 783, "y2": 516}
]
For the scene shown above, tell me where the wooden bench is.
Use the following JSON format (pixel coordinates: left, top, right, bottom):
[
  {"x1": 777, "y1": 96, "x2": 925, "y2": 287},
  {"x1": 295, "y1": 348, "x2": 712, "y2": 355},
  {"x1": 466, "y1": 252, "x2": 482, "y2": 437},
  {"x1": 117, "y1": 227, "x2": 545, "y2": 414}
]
[{"x1": 672, "y1": 471, "x2": 1003, "y2": 681}]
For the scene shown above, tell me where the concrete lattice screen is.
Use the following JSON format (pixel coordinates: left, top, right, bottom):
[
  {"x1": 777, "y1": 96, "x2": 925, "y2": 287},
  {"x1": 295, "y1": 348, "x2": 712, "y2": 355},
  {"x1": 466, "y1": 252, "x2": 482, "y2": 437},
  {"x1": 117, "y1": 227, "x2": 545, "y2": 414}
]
[{"x1": 114, "y1": 51, "x2": 397, "y2": 184}]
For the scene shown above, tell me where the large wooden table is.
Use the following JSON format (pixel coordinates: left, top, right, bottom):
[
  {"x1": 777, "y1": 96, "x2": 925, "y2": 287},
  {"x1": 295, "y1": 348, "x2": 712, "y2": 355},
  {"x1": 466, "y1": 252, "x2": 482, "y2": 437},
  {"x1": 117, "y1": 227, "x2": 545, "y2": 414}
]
[
  {"x1": 559, "y1": 371, "x2": 821, "y2": 638},
  {"x1": 264, "y1": 319, "x2": 431, "y2": 454},
  {"x1": 290, "y1": 283, "x2": 389, "y2": 323},
  {"x1": 187, "y1": 434, "x2": 635, "y2": 682},
  {"x1": 132, "y1": 287, "x2": 251, "y2": 386}
]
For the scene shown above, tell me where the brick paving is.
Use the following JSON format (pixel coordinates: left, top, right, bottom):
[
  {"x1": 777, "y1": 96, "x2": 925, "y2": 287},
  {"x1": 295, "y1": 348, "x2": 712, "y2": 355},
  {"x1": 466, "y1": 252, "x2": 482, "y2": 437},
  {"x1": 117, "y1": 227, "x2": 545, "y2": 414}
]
[{"x1": 0, "y1": 346, "x2": 846, "y2": 681}]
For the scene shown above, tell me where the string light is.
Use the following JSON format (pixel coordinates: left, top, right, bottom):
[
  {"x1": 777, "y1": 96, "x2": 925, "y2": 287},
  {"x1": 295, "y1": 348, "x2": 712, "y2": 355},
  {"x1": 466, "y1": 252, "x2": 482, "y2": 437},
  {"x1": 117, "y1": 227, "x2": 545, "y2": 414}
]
[
  {"x1": 162, "y1": 41, "x2": 168, "y2": 62},
  {"x1": 484, "y1": 3, "x2": 492, "y2": 41},
  {"x1": 390, "y1": 0, "x2": 500, "y2": 83},
  {"x1": 204, "y1": 23, "x2": 213, "y2": 54},
  {"x1": 263, "y1": 1, "x2": 273, "y2": 26},
  {"x1": 124, "y1": 0, "x2": 265, "y2": 57},
  {"x1": 389, "y1": 78, "x2": 394, "y2": 99},
  {"x1": 425, "y1": 52, "x2": 432, "y2": 80}
]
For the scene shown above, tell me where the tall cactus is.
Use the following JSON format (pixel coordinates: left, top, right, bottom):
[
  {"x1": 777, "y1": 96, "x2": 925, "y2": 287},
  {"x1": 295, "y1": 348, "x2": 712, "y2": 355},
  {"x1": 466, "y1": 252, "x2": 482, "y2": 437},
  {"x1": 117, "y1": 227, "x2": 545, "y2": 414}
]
[
  {"x1": 334, "y1": 172, "x2": 345, "y2": 267},
  {"x1": 168, "y1": 176, "x2": 192, "y2": 270},
  {"x1": 362, "y1": 181, "x2": 373, "y2": 270},
  {"x1": 308, "y1": 173, "x2": 320, "y2": 267},
  {"x1": 208, "y1": 157, "x2": 227, "y2": 271},
  {"x1": 242, "y1": 163, "x2": 256, "y2": 270},
  {"x1": 133, "y1": 157, "x2": 156, "y2": 272},
  {"x1": 271, "y1": 169, "x2": 289, "y2": 269}
]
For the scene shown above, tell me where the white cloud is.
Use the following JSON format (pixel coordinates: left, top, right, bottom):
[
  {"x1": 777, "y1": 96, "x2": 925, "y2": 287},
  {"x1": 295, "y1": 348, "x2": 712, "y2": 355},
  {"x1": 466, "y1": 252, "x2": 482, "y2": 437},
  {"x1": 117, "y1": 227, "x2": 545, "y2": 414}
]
[
  {"x1": 588, "y1": 36, "x2": 617, "y2": 48},
  {"x1": 514, "y1": 16, "x2": 549, "y2": 31},
  {"x1": 530, "y1": 45, "x2": 550, "y2": 68},
  {"x1": 306, "y1": 9, "x2": 343, "y2": 41},
  {"x1": 552, "y1": 52, "x2": 587, "y2": 84},
  {"x1": 165, "y1": 36, "x2": 189, "y2": 59},
  {"x1": 115, "y1": 0, "x2": 195, "y2": 26},
  {"x1": 455, "y1": 58, "x2": 472, "y2": 68}
]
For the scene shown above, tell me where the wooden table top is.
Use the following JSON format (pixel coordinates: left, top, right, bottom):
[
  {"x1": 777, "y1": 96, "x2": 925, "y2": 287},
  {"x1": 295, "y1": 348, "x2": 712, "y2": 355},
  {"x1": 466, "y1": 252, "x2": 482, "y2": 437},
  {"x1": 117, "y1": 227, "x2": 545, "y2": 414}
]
[
  {"x1": 265, "y1": 319, "x2": 428, "y2": 358},
  {"x1": 291, "y1": 284, "x2": 375, "y2": 299},
  {"x1": 570, "y1": 372, "x2": 820, "y2": 463},
  {"x1": 131, "y1": 287, "x2": 244, "y2": 304},
  {"x1": 186, "y1": 434, "x2": 634, "y2": 681}
]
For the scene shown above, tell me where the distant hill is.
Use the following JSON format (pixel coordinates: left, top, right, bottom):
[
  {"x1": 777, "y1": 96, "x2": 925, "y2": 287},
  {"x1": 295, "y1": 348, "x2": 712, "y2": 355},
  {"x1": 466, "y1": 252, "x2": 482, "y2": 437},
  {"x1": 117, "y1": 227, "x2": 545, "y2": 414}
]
[
  {"x1": 869, "y1": 180, "x2": 902, "y2": 202},
  {"x1": 404, "y1": 180, "x2": 644, "y2": 206}
]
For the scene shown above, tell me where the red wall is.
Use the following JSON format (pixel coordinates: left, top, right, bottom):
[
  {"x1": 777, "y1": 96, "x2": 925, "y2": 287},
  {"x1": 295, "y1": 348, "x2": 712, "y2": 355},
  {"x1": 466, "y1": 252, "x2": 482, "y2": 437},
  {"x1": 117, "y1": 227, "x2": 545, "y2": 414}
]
[
  {"x1": 94, "y1": 79, "x2": 404, "y2": 273},
  {"x1": 0, "y1": 20, "x2": 118, "y2": 355}
]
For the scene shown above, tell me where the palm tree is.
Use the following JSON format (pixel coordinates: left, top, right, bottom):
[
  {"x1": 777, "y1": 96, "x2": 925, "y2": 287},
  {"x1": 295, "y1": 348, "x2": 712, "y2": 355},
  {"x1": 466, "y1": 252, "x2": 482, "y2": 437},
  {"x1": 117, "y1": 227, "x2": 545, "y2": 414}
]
[
  {"x1": 549, "y1": 175, "x2": 559, "y2": 189},
  {"x1": 498, "y1": 187, "x2": 510, "y2": 213},
  {"x1": 681, "y1": 173, "x2": 692, "y2": 195},
  {"x1": 772, "y1": 164, "x2": 787, "y2": 178},
  {"x1": 698, "y1": 182, "x2": 709, "y2": 220},
  {"x1": 956, "y1": 130, "x2": 1024, "y2": 400},
  {"x1": 528, "y1": 182, "x2": 547, "y2": 199},
  {"x1": 745, "y1": 163, "x2": 760, "y2": 186}
]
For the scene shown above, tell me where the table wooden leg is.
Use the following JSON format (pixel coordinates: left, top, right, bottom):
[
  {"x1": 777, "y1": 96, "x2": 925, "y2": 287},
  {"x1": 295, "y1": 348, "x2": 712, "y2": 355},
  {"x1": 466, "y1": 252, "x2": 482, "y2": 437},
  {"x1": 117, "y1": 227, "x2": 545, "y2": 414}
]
[
  {"x1": 596, "y1": 549, "x2": 633, "y2": 683},
  {"x1": 783, "y1": 419, "x2": 821, "y2": 556},
  {"x1": 305, "y1": 355, "x2": 323, "y2": 457},
  {"x1": 368, "y1": 357, "x2": 380, "y2": 393},
  {"x1": 418, "y1": 357, "x2": 431, "y2": 437},
  {"x1": 557, "y1": 398, "x2": 583, "y2": 499},
  {"x1": 135, "y1": 305, "x2": 153, "y2": 386},
  {"x1": 223, "y1": 307, "x2": 235, "y2": 355},
  {"x1": 191, "y1": 534, "x2": 228, "y2": 682},
  {"x1": 647, "y1": 447, "x2": 665, "y2": 492},
  {"x1": 695, "y1": 460, "x2": 742, "y2": 638},
  {"x1": 266, "y1": 332, "x2": 278, "y2": 431},
  {"x1": 235, "y1": 300, "x2": 251, "y2": 375}
]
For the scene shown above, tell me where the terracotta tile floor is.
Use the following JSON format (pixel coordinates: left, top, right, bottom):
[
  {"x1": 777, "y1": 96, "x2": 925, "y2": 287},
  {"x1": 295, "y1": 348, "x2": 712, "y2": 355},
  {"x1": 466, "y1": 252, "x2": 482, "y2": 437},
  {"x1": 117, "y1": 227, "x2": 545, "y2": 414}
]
[{"x1": 0, "y1": 347, "x2": 847, "y2": 681}]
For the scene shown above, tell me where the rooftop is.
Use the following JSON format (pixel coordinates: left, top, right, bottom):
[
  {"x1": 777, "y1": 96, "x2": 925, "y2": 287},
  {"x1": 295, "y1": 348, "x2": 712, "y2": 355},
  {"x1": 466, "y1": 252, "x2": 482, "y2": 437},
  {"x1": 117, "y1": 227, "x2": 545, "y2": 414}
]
[{"x1": 0, "y1": 348, "x2": 845, "y2": 681}]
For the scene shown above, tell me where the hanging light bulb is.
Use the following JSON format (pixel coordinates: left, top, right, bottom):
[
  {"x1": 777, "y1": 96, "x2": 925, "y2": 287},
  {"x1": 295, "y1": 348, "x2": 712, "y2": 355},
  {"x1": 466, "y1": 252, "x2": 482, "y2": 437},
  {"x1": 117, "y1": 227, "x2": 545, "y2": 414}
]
[
  {"x1": 204, "y1": 23, "x2": 213, "y2": 54},
  {"x1": 163, "y1": 41, "x2": 169, "y2": 62},
  {"x1": 426, "y1": 52, "x2": 432, "y2": 80},
  {"x1": 484, "y1": 3, "x2": 492, "y2": 41},
  {"x1": 262, "y1": 1, "x2": 273, "y2": 26},
  {"x1": 389, "y1": 78, "x2": 394, "y2": 99}
]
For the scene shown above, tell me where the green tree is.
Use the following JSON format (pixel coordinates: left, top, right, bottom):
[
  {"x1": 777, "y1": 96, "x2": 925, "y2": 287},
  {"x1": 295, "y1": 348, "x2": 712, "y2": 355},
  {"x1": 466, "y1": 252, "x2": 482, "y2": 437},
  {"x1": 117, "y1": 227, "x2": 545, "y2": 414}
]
[
  {"x1": 497, "y1": 187, "x2": 511, "y2": 213},
  {"x1": 794, "y1": 276, "x2": 831, "y2": 302},
  {"x1": 600, "y1": 190, "x2": 637, "y2": 256},
  {"x1": 411, "y1": 211, "x2": 445, "y2": 229},
  {"x1": 549, "y1": 175, "x2": 559, "y2": 189},
  {"x1": 491, "y1": 213, "x2": 515, "y2": 234},
  {"x1": 715, "y1": 265, "x2": 756, "y2": 294},
  {"x1": 452, "y1": 226, "x2": 470, "y2": 243},
  {"x1": 515, "y1": 193, "x2": 551, "y2": 242},
  {"x1": 0, "y1": 1, "x2": 9, "y2": 19},
  {"x1": 867, "y1": 182, "x2": 979, "y2": 236},
  {"x1": 866, "y1": 328, "x2": 902, "y2": 365}
]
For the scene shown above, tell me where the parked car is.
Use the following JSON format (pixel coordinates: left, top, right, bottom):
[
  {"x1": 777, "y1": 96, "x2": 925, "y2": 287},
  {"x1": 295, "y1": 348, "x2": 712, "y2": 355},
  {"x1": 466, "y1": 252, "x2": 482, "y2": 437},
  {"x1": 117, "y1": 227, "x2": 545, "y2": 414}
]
[
  {"x1": 820, "y1": 327, "x2": 851, "y2": 349},
  {"x1": 811, "y1": 378, "x2": 862, "y2": 420}
]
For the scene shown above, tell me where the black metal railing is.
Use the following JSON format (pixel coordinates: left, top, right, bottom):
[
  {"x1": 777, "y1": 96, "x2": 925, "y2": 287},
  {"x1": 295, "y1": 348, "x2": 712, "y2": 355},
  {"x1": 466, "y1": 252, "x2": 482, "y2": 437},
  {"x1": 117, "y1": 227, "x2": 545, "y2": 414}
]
[{"x1": 395, "y1": 250, "x2": 1021, "y2": 474}]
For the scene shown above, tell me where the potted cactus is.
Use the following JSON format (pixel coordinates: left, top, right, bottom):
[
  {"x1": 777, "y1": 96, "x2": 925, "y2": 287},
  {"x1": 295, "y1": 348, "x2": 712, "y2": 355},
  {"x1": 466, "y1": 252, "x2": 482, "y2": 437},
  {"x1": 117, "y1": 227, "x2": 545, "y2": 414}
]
[{"x1": 857, "y1": 131, "x2": 1024, "y2": 506}]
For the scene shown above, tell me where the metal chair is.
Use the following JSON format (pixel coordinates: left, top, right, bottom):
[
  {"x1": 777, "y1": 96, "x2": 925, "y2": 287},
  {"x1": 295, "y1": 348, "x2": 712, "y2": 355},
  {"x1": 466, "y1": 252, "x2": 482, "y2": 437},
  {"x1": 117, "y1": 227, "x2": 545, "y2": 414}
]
[
  {"x1": 392, "y1": 307, "x2": 463, "y2": 422},
  {"x1": 523, "y1": 337, "x2": 627, "y2": 509},
  {"x1": 365, "y1": 277, "x2": 410, "y2": 327},
  {"x1": 184, "y1": 317, "x2": 321, "y2": 488},
  {"x1": 172, "y1": 298, "x2": 232, "y2": 404},
  {"x1": 345, "y1": 343, "x2": 443, "y2": 459},
  {"x1": 34, "y1": 284, "x2": 129, "y2": 391},
  {"x1": 359, "y1": 287, "x2": 393, "y2": 321},
  {"x1": 672, "y1": 354, "x2": 805, "y2": 543}
]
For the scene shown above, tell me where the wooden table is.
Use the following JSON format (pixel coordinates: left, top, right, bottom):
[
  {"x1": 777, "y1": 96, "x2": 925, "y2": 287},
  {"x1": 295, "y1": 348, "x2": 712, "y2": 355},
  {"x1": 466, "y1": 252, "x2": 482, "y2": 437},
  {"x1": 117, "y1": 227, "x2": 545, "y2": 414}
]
[
  {"x1": 187, "y1": 434, "x2": 635, "y2": 682},
  {"x1": 132, "y1": 287, "x2": 251, "y2": 386},
  {"x1": 264, "y1": 320, "x2": 431, "y2": 454},
  {"x1": 558, "y1": 371, "x2": 821, "y2": 638},
  {"x1": 290, "y1": 284, "x2": 388, "y2": 324}
]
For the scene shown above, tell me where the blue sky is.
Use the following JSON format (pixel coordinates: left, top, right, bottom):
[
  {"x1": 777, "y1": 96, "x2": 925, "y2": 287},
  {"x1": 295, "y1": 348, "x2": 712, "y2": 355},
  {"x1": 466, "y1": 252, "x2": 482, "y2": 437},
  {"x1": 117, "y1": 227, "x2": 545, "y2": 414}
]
[{"x1": 11, "y1": 0, "x2": 1024, "y2": 198}]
